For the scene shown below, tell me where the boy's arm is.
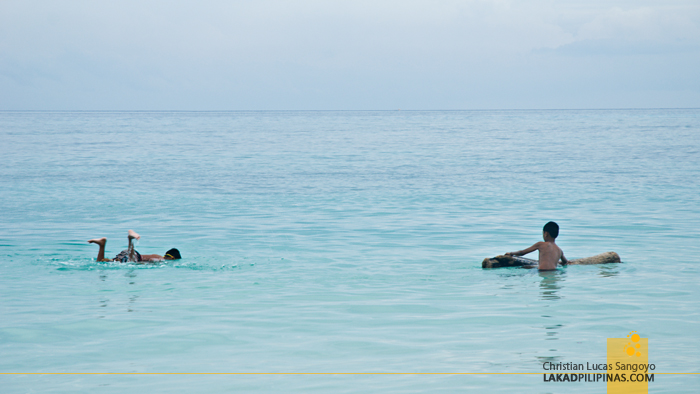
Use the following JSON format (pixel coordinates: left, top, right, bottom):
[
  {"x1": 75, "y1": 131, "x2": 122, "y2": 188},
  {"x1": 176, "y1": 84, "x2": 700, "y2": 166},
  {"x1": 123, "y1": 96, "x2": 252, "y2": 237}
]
[
  {"x1": 506, "y1": 242, "x2": 542, "y2": 257},
  {"x1": 560, "y1": 251, "x2": 568, "y2": 265}
]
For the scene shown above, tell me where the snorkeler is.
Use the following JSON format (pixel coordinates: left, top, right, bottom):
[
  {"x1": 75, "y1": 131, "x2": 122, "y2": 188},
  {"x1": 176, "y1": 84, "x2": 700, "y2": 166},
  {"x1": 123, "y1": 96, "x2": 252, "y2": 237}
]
[{"x1": 88, "y1": 230, "x2": 181, "y2": 263}]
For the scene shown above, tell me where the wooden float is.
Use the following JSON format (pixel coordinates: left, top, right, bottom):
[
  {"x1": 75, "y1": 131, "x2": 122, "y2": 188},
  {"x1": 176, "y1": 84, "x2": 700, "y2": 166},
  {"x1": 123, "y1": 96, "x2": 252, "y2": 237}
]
[{"x1": 482, "y1": 251, "x2": 621, "y2": 269}]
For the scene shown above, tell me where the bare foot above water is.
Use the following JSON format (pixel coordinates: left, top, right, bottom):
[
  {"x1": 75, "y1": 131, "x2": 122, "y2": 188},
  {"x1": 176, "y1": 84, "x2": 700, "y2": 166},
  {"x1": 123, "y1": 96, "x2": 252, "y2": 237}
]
[
  {"x1": 87, "y1": 237, "x2": 107, "y2": 247},
  {"x1": 128, "y1": 230, "x2": 140, "y2": 241}
]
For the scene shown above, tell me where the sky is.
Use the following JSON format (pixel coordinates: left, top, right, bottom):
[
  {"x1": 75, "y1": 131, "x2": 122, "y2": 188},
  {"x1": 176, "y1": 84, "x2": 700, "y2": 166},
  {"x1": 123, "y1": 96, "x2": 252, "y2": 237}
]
[{"x1": 1, "y1": 0, "x2": 699, "y2": 110}]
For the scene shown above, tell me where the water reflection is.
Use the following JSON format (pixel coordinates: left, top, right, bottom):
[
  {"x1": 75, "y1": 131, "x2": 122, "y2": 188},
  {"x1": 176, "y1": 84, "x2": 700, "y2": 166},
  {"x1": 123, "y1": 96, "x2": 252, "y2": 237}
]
[
  {"x1": 125, "y1": 269, "x2": 137, "y2": 285},
  {"x1": 598, "y1": 265, "x2": 619, "y2": 278},
  {"x1": 539, "y1": 270, "x2": 564, "y2": 301},
  {"x1": 540, "y1": 270, "x2": 565, "y2": 352},
  {"x1": 98, "y1": 270, "x2": 108, "y2": 318},
  {"x1": 537, "y1": 355, "x2": 562, "y2": 364},
  {"x1": 128, "y1": 295, "x2": 139, "y2": 313},
  {"x1": 95, "y1": 269, "x2": 141, "y2": 316},
  {"x1": 544, "y1": 323, "x2": 563, "y2": 340},
  {"x1": 125, "y1": 269, "x2": 137, "y2": 312}
]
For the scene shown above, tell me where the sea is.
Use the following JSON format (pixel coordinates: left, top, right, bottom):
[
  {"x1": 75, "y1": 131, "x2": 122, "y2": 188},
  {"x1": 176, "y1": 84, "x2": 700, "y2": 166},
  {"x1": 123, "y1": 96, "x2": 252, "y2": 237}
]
[{"x1": 1, "y1": 109, "x2": 698, "y2": 393}]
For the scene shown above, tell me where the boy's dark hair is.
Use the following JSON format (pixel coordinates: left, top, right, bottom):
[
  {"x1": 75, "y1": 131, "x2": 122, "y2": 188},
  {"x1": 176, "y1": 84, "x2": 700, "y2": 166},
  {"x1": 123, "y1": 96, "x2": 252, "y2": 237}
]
[
  {"x1": 164, "y1": 248, "x2": 181, "y2": 259},
  {"x1": 543, "y1": 221, "x2": 559, "y2": 239}
]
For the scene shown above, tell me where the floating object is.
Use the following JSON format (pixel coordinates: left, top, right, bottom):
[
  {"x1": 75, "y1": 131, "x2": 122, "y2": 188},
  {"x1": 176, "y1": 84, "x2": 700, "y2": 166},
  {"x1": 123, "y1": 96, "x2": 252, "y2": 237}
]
[{"x1": 481, "y1": 251, "x2": 621, "y2": 269}]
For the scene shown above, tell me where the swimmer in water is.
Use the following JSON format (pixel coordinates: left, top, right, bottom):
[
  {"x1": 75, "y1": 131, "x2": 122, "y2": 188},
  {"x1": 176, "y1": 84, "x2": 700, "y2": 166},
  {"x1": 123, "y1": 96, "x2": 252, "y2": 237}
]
[
  {"x1": 88, "y1": 230, "x2": 181, "y2": 263},
  {"x1": 505, "y1": 221, "x2": 568, "y2": 271}
]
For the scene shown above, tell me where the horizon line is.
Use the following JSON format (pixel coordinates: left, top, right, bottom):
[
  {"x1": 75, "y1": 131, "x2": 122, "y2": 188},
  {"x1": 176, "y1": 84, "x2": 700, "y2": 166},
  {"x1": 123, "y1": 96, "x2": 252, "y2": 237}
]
[{"x1": 1, "y1": 107, "x2": 699, "y2": 112}]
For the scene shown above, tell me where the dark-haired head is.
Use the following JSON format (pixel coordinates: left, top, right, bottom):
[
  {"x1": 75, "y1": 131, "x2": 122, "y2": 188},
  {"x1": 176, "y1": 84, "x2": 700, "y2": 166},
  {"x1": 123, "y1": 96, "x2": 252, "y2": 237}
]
[
  {"x1": 164, "y1": 248, "x2": 181, "y2": 260},
  {"x1": 543, "y1": 221, "x2": 559, "y2": 239}
]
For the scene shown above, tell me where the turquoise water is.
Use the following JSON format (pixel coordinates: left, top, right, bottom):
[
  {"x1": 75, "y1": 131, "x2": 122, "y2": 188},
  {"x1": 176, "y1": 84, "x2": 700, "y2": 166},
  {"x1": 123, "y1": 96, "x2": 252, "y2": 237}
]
[{"x1": 1, "y1": 110, "x2": 699, "y2": 393}]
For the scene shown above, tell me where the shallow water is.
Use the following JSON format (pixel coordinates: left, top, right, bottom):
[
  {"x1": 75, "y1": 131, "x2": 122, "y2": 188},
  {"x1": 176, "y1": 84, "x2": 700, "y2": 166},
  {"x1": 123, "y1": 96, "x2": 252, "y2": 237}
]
[{"x1": 1, "y1": 110, "x2": 699, "y2": 392}]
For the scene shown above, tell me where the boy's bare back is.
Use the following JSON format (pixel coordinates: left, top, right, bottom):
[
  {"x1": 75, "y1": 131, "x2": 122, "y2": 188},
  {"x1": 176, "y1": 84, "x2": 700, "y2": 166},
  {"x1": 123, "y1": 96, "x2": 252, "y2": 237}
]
[{"x1": 506, "y1": 222, "x2": 568, "y2": 271}]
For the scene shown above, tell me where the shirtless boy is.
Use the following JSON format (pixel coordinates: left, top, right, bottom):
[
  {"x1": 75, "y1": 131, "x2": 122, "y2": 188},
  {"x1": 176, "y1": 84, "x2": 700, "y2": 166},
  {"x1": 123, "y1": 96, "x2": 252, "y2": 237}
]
[
  {"x1": 88, "y1": 230, "x2": 181, "y2": 263},
  {"x1": 505, "y1": 221, "x2": 568, "y2": 270}
]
